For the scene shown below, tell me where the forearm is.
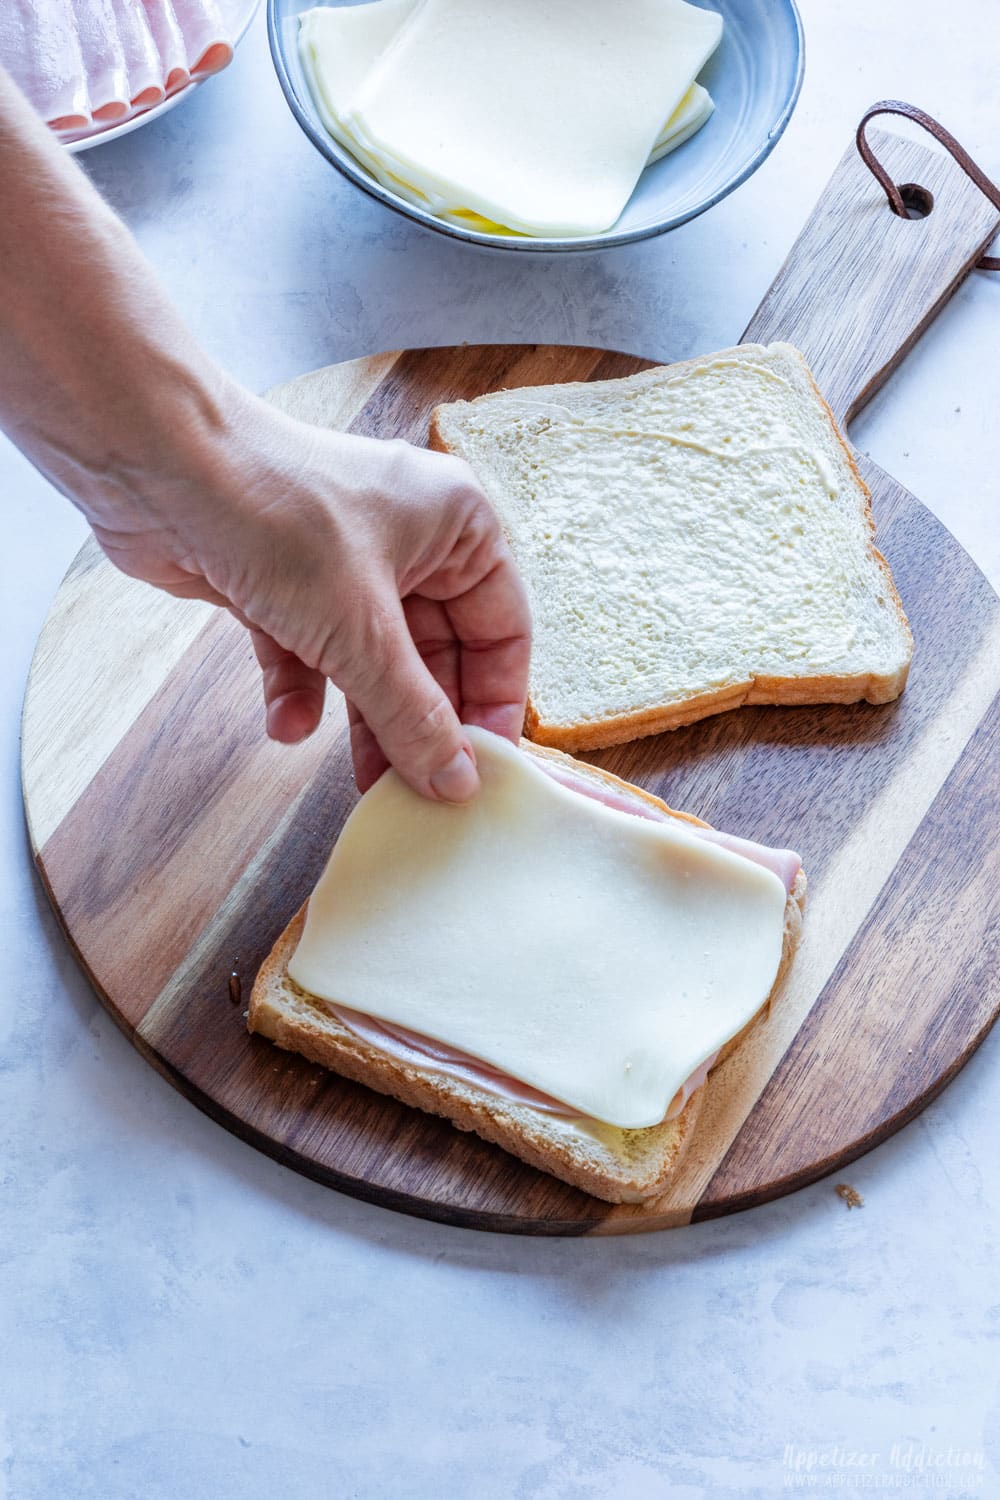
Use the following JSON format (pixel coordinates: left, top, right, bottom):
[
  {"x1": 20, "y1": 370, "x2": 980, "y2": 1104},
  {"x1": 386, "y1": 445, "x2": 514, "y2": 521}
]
[
  {"x1": 0, "y1": 66, "x2": 529, "y2": 796},
  {"x1": 0, "y1": 65, "x2": 241, "y2": 529}
]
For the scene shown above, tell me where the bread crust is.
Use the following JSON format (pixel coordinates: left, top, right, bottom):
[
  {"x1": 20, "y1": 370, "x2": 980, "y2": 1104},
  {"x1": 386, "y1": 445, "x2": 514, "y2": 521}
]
[
  {"x1": 430, "y1": 342, "x2": 913, "y2": 754},
  {"x1": 248, "y1": 745, "x2": 807, "y2": 1203},
  {"x1": 522, "y1": 667, "x2": 910, "y2": 753},
  {"x1": 250, "y1": 907, "x2": 706, "y2": 1204}
]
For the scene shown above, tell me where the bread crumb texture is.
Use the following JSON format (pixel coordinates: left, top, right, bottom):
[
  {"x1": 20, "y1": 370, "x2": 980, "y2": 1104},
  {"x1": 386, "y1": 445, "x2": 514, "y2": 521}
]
[{"x1": 432, "y1": 343, "x2": 912, "y2": 745}]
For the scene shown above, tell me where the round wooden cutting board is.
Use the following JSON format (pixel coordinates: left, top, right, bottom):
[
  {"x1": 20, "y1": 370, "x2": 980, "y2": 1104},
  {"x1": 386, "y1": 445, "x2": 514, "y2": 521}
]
[{"x1": 22, "y1": 336, "x2": 1000, "y2": 1234}]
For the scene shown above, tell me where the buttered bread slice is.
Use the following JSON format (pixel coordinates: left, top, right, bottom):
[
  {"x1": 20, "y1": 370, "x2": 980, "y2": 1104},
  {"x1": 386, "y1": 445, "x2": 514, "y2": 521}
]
[{"x1": 431, "y1": 342, "x2": 913, "y2": 753}]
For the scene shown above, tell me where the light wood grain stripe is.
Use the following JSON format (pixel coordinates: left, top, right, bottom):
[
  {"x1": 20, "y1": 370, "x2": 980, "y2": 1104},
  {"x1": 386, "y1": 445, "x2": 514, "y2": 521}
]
[
  {"x1": 37, "y1": 613, "x2": 345, "y2": 1026},
  {"x1": 603, "y1": 609, "x2": 1000, "y2": 1228},
  {"x1": 743, "y1": 129, "x2": 1000, "y2": 427},
  {"x1": 22, "y1": 541, "x2": 212, "y2": 850},
  {"x1": 264, "y1": 350, "x2": 401, "y2": 430},
  {"x1": 698, "y1": 692, "x2": 1000, "y2": 1215}
]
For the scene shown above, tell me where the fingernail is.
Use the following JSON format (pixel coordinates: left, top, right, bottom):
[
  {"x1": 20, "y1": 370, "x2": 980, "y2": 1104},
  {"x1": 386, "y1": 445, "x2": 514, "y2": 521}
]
[
  {"x1": 266, "y1": 698, "x2": 313, "y2": 744},
  {"x1": 429, "y1": 746, "x2": 480, "y2": 804}
]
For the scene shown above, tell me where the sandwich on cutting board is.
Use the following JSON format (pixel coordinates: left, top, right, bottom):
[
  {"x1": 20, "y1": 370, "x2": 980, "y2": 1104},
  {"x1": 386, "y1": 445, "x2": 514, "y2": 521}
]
[
  {"x1": 250, "y1": 342, "x2": 911, "y2": 1204},
  {"x1": 251, "y1": 728, "x2": 806, "y2": 1203}
]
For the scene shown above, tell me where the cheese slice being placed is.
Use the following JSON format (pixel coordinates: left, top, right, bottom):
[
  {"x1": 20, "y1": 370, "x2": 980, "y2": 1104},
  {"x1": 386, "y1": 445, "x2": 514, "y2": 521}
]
[
  {"x1": 298, "y1": 5, "x2": 718, "y2": 233},
  {"x1": 340, "y1": 0, "x2": 723, "y2": 236},
  {"x1": 288, "y1": 728, "x2": 788, "y2": 1129}
]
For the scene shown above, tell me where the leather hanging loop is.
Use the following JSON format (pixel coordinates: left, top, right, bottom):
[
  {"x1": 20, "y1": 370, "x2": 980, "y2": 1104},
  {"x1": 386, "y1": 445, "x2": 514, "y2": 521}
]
[{"x1": 857, "y1": 99, "x2": 1000, "y2": 271}]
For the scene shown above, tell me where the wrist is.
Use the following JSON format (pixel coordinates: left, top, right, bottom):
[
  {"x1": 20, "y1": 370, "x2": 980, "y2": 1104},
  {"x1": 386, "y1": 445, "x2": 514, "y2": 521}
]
[
  {"x1": 137, "y1": 379, "x2": 341, "y2": 570},
  {"x1": 67, "y1": 357, "x2": 257, "y2": 536}
]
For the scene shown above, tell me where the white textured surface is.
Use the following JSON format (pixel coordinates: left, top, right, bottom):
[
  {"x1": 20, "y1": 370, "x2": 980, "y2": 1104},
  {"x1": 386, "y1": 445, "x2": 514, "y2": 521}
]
[{"x1": 3, "y1": 2, "x2": 1000, "y2": 1494}]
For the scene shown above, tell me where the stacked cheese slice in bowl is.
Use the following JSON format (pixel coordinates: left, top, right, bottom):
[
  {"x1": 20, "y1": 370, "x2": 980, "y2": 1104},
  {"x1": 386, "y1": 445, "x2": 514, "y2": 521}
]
[{"x1": 298, "y1": 0, "x2": 724, "y2": 237}]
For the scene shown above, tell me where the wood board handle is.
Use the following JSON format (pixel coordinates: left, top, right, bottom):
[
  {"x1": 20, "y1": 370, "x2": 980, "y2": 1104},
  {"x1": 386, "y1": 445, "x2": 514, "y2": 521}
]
[{"x1": 742, "y1": 124, "x2": 1000, "y2": 428}]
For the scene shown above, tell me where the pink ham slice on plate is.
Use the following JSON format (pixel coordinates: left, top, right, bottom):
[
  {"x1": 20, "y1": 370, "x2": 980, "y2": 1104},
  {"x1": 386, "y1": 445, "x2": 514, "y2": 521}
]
[
  {"x1": 111, "y1": 0, "x2": 164, "y2": 108},
  {"x1": 0, "y1": 0, "x2": 239, "y2": 133},
  {"x1": 0, "y1": 0, "x2": 90, "y2": 131},
  {"x1": 173, "y1": 0, "x2": 232, "y2": 76},
  {"x1": 141, "y1": 0, "x2": 190, "y2": 95},
  {"x1": 74, "y1": 0, "x2": 130, "y2": 121}
]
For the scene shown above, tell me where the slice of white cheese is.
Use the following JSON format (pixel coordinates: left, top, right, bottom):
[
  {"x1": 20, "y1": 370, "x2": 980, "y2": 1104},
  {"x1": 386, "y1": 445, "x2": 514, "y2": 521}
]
[
  {"x1": 648, "y1": 82, "x2": 715, "y2": 164},
  {"x1": 341, "y1": 0, "x2": 723, "y2": 236},
  {"x1": 298, "y1": 0, "x2": 415, "y2": 112},
  {"x1": 428, "y1": 86, "x2": 716, "y2": 235},
  {"x1": 298, "y1": 1, "x2": 447, "y2": 209},
  {"x1": 298, "y1": 5, "x2": 718, "y2": 234},
  {"x1": 288, "y1": 728, "x2": 787, "y2": 1129},
  {"x1": 298, "y1": 4, "x2": 708, "y2": 169}
]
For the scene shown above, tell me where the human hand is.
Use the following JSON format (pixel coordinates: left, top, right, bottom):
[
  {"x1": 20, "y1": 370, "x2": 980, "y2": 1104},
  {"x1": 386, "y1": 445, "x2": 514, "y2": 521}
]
[
  {"x1": 0, "y1": 66, "x2": 528, "y2": 802},
  {"x1": 84, "y1": 388, "x2": 531, "y2": 802}
]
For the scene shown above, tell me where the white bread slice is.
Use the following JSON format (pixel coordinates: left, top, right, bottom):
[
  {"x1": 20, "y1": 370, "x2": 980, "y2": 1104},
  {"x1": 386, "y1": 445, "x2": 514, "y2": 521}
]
[
  {"x1": 430, "y1": 342, "x2": 913, "y2": 753},
  {"x1": 248, "y1": 745, "x2": 806, "y2": 1204}
]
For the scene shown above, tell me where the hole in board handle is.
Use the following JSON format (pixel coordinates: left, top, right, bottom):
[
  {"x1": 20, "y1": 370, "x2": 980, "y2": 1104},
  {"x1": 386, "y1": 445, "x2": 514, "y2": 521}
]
[{"x1": 898, "y1": 182, "x2": 934, "y2": 219}]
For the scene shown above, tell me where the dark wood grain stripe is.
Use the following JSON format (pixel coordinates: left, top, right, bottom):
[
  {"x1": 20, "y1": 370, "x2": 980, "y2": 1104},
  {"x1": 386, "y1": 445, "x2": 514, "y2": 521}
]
[
  {"x1": 587, "y1": 349, "x2": 658, "y2": 382},
  {"x1": 349, "y1": 343, "x2": 610, "y2": 448},
  {"x1": 694, "y1": 688, "x2": 1000, "y2": 1220}
]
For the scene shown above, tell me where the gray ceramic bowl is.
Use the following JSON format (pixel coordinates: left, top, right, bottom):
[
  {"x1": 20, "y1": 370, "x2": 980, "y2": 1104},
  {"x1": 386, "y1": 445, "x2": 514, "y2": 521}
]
[{"x1": 268, "y1": 0, "x2": 804, "y2": 252}]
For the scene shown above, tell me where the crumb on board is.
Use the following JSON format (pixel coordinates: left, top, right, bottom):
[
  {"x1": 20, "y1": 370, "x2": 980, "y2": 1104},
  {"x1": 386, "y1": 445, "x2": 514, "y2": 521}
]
[{"x1": 835, "y1": 1183, "x2": 864, "y2": 1210}]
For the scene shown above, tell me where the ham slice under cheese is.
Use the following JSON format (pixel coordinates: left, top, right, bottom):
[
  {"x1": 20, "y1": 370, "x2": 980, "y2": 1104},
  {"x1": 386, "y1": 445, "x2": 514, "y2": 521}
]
[
  {"x1": 324, "y1": 754, "x2": 800, "y2": 1127},
  {"x1": 535, "y1": 760, "x2": 803, "y2": 889}
]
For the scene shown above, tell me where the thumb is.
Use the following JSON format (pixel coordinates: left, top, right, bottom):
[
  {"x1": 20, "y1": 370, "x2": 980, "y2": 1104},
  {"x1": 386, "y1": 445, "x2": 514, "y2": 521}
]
[{"x1": 333, "y1": 601, "x2": 480, "y2": 804}]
